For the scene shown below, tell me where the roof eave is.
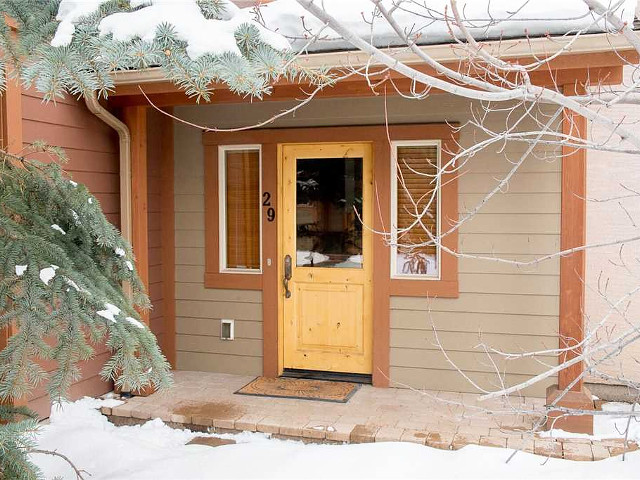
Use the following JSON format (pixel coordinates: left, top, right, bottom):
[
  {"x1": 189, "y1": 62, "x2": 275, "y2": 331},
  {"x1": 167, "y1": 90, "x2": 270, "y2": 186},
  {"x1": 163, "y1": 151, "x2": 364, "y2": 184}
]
[{"x1": 111, "y1": 31, "x2": 638, "y2": 86}]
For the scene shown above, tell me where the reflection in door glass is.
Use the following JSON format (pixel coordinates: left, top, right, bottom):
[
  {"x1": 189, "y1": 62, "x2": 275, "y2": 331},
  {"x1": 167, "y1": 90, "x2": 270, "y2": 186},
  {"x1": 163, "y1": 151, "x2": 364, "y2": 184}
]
[{"x1": 296, "y1": 157, "x2": 363, "y2": 268}]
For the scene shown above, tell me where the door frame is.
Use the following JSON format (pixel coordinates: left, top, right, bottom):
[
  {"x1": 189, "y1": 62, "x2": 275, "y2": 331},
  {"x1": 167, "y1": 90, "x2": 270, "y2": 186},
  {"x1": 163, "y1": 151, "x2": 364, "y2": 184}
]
[
  {"x1": 278, "y1": 142, "x2": 374, "y2": 375},
  {"x1": 202, "y1": 124, "x2": 459, "y2": 387}
]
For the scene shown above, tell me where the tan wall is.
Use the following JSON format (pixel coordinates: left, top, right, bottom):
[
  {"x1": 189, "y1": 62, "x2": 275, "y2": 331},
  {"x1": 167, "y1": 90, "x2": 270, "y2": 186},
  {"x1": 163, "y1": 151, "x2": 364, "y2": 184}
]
[
  {"x1": 174, "y1": 117, "x2": 264, "y2": 375},
  {"x1": 22, "y1": 90, "x2": 119, "y2": 417},
  {"x1": 586, "y1": 65, "x2": 640, "y2": 385},
  {"x1": 147, "y1": 110, "x2": 167, "y2": 349},
  {"x1": 174, "y1": 94, "x2": 560, "y2": 396}
]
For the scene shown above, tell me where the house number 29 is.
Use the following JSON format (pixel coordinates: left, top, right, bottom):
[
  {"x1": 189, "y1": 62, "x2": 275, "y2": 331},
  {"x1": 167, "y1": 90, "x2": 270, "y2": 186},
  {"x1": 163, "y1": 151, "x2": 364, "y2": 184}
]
[{"x1": 263, "y1": 192, "x2": 275, "y2": 222}]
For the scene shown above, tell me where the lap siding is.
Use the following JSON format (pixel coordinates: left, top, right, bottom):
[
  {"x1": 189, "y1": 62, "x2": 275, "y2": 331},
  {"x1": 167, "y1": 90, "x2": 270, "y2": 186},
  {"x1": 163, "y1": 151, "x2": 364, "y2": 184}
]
[
  {"x1": 172, "y1": 95, "x2": 561, "y2": 394},
  {"x1": 22, "y1": 91, "x2": 119, "y2": 417}
]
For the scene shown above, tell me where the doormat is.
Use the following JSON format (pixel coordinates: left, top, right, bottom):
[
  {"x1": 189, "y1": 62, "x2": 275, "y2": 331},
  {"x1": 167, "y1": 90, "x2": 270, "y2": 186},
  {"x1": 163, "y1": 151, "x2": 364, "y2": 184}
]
[{"x1": 235, "y1": 377, "x2": 359, "y2": 403}]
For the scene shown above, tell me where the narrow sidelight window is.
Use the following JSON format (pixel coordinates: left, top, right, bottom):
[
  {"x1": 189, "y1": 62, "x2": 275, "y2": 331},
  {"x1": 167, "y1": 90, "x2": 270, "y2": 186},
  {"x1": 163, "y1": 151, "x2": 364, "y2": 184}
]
[
  {"x1": 391, "y1": 141, "x2": 441, "y2": 279},
  {"x1": 219, "y1": 145, "x2": 261, "y2": 272}
]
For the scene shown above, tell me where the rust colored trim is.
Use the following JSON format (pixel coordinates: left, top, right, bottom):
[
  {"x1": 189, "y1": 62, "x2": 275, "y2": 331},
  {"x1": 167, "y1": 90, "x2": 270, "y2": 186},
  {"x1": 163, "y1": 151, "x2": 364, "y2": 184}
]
[
  {"x1": 386, "y1": 128, "x2": 460, "y2": 298},
  {"x1": 262, "y1": 143, "x2": 279, "y2": 377},
  {"x1": 558, "y1": 84, "x2": 587, "y2": 392},
  {"x1": 203, "y1": 144, "x2": 263, "y2": 290},
  {"x1": 5, "y1": 77, "x2": 22, "y2": 156},
  {"x1": 123, "y1": 106, "x2": 150, "y2": 324},
  {"x1": 372, "y1": 139, "x2": 391, "y2": 386},
  {"x1": 1, "y1": 78, "x2": 23, "y2": 382},
  {"x1": 110, "y1": 62, "x2": 624, "y2": 107},
  {"x1": 204, "y1": 272, "x2": 262, "y2": 289},
  {"x1": 203, "y1": 124, "x2": 459, "y2": 386},
  {"x1": 203, "y1": 124, "x2": 457, "y2": 146},
  {"x1": 160, "y1": 110, "x2": 176, "y2": 367}
]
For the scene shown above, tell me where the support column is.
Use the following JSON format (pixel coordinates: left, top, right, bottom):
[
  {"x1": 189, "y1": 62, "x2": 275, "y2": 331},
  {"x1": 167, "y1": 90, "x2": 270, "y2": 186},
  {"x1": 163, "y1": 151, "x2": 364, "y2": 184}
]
[
  {"x1": 122, "y1": 106, "x2": 149, "y2": 326},
  {"x1": 120, "y1": 106, "x2": 154, "y2": 396},
  {"x1": 546, "y1": 84, "x2": 594, "y2": 434},
  {"x1": 160, "y1": 110, "x2": 176, "y2": 368}
]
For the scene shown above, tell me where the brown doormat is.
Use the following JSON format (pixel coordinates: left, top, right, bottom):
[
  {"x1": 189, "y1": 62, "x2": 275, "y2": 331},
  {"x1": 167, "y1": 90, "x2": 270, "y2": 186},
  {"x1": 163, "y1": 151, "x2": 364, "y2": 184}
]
[{"x1": 235, "y1": 377, "x2": 359, "y2": 403}]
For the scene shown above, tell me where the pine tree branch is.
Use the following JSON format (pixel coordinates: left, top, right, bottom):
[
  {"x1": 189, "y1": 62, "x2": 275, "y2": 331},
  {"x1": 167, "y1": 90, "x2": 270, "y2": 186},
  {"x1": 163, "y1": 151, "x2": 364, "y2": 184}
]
[{"x1": 29, "y1": 449, "x2": 90, "y2": 479}]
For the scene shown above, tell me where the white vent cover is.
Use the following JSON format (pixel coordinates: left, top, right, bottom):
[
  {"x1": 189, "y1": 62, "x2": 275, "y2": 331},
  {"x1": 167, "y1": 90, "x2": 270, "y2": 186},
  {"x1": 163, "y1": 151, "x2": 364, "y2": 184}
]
[{"x1": 220, "y1": 319, "x2": 234, "y2": 341}]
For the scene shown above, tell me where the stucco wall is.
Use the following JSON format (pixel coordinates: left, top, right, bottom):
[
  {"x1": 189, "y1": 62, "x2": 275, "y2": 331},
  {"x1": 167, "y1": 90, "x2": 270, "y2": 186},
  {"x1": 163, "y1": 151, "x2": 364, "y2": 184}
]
[
  {"x1": 22, "y1": 90, "x2": 119, "y2": 417},
  {"x1": 174, "y1": 94, "x2": 561, "y2": 396},
  {"x1": 586, "y1": 65, "x2": 640, "y2": 385}
]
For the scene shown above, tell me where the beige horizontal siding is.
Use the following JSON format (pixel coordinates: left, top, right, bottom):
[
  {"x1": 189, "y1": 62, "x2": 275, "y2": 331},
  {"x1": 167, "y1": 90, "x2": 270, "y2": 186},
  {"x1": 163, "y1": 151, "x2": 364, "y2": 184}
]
[
  {"x1": 174, "y1": 94, "x2": 560, "y2": 394},
  {"x1": 459, "y1": 255, "x2": 559, "y2": 275},
  {"x1": 176, "y1": 351, "x2": 262, "y2": 376},
  {"x1": 459, "y1": 172, "x2": 561, "y2": 194},
  {"x1": 175, "y1": 284, "x2": 262, "y2": 303},
  {"x1": 458, "y1": 214, "x2": 559, "y2": 234},
  {"x1": 460, "y1": 193, "x2": 560, "y2": 214},
  {"x1": 391, "y1": 349, "x2": 556, "y2": 376},
  {"x1": 389, "y1": 367, "x2": 556, "y2": 396},
  {"x1": 390, "y1": 329, "x2": 556, "y2": 353},
  {"x1": 177, "y1": 335, "x2": 263, "y2": 356},
  {"x1": 174, "y1": 124, "x2": 264, "y2": 376},
  {"x1": 176, "y1": 300, "x2": 262, "y2": 321},
  {"x1": 177, "y1": 317, "x2": 263, "y2": 338},
  {"x1": 458, "y1": 233, "x2": 559, "y2": 255},
  {"x1": 390, "y1": 311, "x2": 558, "y2": 336},
  {"x1": 458, "y1": 273, "x2": 559, "y2": 296},
  {"x1": 175, "y1": 265, "x2": 206, "y2": 283},
  {"x1": 391, "y1": 294, "x2": 559, "y2": 316}
]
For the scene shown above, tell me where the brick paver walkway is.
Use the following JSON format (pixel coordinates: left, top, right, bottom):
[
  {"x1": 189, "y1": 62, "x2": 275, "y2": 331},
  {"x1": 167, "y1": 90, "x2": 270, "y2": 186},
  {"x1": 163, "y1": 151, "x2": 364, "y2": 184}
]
[{"x1": 102, "y1": 371, "x2": 637, "y2": 461}]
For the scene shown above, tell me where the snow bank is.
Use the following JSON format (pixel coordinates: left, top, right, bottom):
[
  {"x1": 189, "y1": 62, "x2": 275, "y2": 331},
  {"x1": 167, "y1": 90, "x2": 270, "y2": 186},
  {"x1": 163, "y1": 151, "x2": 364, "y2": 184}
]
[
  {"x1": 30, "y1": 398, "x2": 640, "y2": 480},
  {"x1": 52, "y1": 0, "x2": 290, "y2": 59},
  {"x1": 543, "y1": 402, "x2": 640, "y2": 442},
  {"x1": 257, "y1": 0, "x2": 638, "y2": 52}
]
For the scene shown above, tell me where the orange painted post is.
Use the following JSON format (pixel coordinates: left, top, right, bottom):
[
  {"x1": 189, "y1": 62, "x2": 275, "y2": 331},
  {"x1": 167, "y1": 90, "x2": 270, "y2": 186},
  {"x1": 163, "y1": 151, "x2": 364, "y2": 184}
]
[
  {"x1": 545, "y1": 84, "x2": 594, "y2": 434},
  {"x1": 122, "y1": 106, "x2": 150, "y2": 326},
  {"x1": 160, "y1": 110, "x2": 176, "y2": 367},
  {"x1": 558, "y1": 85, "x2": 588, "y2": 393}
]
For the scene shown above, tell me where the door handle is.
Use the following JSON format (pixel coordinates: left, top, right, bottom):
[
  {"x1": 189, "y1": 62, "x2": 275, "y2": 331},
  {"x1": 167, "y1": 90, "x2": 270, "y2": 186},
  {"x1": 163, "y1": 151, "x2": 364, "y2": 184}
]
[{"x1": 283, "y1": 254, "x2": 292, "y2": 298}]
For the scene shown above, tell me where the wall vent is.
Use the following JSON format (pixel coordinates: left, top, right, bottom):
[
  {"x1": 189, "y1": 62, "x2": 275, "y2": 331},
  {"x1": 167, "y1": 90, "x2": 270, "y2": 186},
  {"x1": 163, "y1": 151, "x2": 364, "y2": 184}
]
[{"x1": 220, "y1": 319, "x2": 234, "y2": 340}]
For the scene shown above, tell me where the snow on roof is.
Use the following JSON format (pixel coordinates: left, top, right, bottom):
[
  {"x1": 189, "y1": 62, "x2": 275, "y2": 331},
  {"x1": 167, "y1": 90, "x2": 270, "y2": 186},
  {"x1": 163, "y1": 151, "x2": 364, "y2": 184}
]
[
  {"x1": 51, "y1": 0, "x2": 290, "y2": 57},
  {"x1": 255, "y1": 0, "x2": 639, "y2": 53},
  {"x1": 52, "y1": 0, "x2": 638, "y2": 59}
]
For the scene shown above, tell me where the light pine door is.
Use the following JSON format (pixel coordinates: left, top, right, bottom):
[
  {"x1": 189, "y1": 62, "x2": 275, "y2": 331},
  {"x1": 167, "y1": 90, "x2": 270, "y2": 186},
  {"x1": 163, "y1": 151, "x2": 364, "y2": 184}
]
[{"x1": 280, "y1": 143, "x2": 373, "y2": 374}]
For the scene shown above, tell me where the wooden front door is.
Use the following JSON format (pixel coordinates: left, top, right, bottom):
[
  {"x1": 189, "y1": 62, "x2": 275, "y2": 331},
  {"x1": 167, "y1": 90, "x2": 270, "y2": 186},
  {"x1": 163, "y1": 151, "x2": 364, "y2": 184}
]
[{"x1": 280, "y1": 143, "x2": 373, "y2": 374}]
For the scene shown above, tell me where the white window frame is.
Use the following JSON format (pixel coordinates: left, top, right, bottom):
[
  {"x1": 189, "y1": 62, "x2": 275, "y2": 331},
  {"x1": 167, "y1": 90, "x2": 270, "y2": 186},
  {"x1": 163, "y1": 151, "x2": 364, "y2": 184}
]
[
  {"x1": 218, "y1": 144, "x2": 263, "y2": 274},
  {"x1": 390, "y1": 140, "x2": 442, "y2": 280}
]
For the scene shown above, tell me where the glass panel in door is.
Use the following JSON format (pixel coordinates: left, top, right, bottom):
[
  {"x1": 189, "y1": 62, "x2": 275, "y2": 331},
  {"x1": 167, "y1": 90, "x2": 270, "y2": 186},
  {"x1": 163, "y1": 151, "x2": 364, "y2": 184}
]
[{"x1": 295, "y1": 157, "x2": 363, "y2": 268}]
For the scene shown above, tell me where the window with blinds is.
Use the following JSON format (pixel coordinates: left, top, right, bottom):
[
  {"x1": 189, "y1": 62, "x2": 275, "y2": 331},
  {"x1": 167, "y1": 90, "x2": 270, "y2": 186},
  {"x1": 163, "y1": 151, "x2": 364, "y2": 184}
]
[
  {"x1": 392, "y1": 142, "x2": 440, "y2": 278},
  {"x1": 219, "y1": 146, "x2": 261, "y2": 272}
]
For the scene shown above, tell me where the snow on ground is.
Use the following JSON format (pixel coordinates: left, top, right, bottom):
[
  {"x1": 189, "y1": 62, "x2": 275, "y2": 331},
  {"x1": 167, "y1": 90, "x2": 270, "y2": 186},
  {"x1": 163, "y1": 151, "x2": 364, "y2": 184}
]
[
  {"x1": 542, "y1": 402, "x2": 640, "y2": 442},
  {"x1": 31, "y1": 398, "x2": 640, "y2": 480}
]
